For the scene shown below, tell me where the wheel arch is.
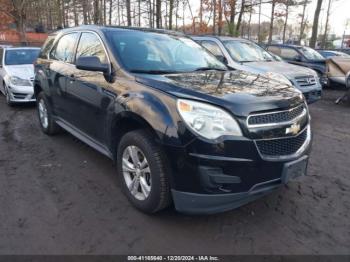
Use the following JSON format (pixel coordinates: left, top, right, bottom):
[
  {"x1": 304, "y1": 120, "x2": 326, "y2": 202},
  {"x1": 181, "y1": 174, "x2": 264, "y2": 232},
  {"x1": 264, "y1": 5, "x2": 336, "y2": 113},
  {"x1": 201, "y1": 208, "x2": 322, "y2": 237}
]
[{"x1": 109, "y1": 112, "x2": 163, "y2": 161}]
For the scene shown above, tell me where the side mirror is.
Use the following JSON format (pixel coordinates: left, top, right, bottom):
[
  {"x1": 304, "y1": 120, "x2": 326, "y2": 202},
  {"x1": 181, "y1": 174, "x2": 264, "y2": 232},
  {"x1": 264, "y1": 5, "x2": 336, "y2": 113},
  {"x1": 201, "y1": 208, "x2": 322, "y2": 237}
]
[
  {"x1": 76, "y1": 56, "x2": 109, "y2": 73},
  {"x1": 215, "y1": 55, "x2": 228, "y2": 65}
]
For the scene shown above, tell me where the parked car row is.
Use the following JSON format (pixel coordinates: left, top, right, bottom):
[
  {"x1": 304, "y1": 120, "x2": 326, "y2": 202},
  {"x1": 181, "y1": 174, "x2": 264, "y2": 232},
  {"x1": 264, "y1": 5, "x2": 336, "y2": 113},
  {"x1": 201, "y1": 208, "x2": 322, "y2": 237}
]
[
  {"x1": 0, "y1": 26, "x2": 328, "y2": 214},
  {"x1": 192, "y1": 36, "x2": 322, "y2": 103}
]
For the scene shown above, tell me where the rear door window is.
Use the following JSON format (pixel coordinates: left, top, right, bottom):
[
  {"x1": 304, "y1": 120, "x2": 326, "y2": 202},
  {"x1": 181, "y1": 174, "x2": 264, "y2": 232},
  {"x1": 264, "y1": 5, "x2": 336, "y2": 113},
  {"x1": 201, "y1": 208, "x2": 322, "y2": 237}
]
[
  {"x1": 39, "y1": 35, "x2": 56, "y2": 59},
  {"x1": 280, "y1": 48, "x2": 300, "y2": 60},
  {"x1": 50, "y1": 33, "x2": 79, "y2": 63},
  {"x1": 267, "y1": 46, "x2": 281, "y2": 56},
  {"x1": 75, "y1": 32, "x2": 108, "y2": 64}
]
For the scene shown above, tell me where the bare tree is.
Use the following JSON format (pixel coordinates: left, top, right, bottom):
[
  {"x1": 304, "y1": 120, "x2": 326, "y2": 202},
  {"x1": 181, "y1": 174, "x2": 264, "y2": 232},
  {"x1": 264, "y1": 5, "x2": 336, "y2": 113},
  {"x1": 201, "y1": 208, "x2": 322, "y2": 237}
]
[
  {"x1": 310, "y1": 0, "x2": 323, "y2": 48},
  {"x1": 298, "y1": 0, "x2": 309, "y2": 44},
  {"x1": 236, "y1": 0, "x2": 246, "y2": 36},
  {"x1": 321, "y1": 0, "x2": 332, "y2": 48},
  {"x1": 268, "y1": 0, "x2": 276, "y2": 43},
  {"x1": 156, "y1": 0, "x2": 161, "y2": 28},
  {"x1": 169, "y1": 0, "x2": 174, "y2": 29},
  {"x1": 126, "y1": 0, "x2": 132, "y2": 26}
]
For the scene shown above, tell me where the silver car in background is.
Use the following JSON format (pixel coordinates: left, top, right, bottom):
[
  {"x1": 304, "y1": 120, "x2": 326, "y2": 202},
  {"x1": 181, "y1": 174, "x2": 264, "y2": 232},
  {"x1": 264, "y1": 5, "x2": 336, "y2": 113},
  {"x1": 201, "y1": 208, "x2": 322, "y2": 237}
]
[
  {"x1": 0, "y1": 47, "x2": 40, "y2": 106},
  {"x1": 192, "y1": 36, "x2": 322, "y2": 103}
]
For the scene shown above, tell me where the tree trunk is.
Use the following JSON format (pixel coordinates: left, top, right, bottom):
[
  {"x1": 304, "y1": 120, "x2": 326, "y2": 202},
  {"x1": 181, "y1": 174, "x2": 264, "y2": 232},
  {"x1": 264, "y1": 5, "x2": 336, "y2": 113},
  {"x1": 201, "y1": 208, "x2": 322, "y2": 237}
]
[
  {"x1": 229, "y1": 0, "x2": 236, "y2": 36},
  {"x1": 258, "y1": 0, "x2": 262, "y2": 42},
  {"x1": 103, "y1": 0, "x2": 107, "y2": 25},
  {"x1": 298, "y1": 0, "x2": 307, "y2": 44},
  {"x1": 126, "y1": 0, "x2": 131, "y2": 26},
  {"x1": 73, "y1": 0, "x2": 79, "y2": 26},
  {"x1": 199, "y1": 0, "x2": 203, "y2": 31},
  {"x1": 169, "y1": 0, "x2": 174, "y2": 30},
  {"x1": 247, "y1": 1, "x2": 253, "y2": 39},
  {"x1": 156, "y1": 0, "x2": 161, "y2": 28},
  {"x1": 310, "y1": 0, "x2": 323, "y2": 48},
  {"x1": 138, "y1": 0, "x2": 141, "y2": 26},
  {"x1": 268, "y1": 0, "x2": 276, "y2": 44},
  {"x1": 218, "y1": 0, "x2": 223, "y2": 35},
  {"x1": 236, "y1": 0, "x2": 245, "y2": 36},
  {"x1": 282, "y1": 1, "x2": 289, "y2": 44},
  {"x1": 82, "y1": 0, "x2": 88, "y2": 24},
  {"x1": 321, "y1": 0, "x2": 332, "y2": 48},
  {"x1": 213, "y1": 0, "x2": 216, "y2": 34},
  {"x1": 93, "y1": 0, "x2": 99, "y2": 24},
  {"x1": 109, "y1": 0, "x2": 112, "y2": 25}
]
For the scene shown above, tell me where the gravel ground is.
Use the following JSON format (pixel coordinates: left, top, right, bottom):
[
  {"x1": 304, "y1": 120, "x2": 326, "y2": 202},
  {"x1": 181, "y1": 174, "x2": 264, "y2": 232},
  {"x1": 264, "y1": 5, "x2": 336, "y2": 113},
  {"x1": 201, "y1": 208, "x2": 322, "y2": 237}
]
[{"x1": 0, "y1": 89, "x2": 349, "y2": 255}]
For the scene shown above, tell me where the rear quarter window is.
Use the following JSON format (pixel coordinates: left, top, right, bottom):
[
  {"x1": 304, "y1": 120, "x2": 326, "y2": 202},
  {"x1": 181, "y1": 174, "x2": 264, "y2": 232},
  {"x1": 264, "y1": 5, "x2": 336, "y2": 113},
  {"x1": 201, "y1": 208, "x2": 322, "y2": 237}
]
[{"x1": 39, "y1": 35, "x2": 56, "y2": 59}]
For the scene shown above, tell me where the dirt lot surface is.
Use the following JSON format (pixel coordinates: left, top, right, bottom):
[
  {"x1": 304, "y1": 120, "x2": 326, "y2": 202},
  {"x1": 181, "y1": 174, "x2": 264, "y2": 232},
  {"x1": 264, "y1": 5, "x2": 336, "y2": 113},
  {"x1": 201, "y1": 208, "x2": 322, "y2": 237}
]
[{"x1": 0, "y1": 89, "x2": 349, "y2": 255}]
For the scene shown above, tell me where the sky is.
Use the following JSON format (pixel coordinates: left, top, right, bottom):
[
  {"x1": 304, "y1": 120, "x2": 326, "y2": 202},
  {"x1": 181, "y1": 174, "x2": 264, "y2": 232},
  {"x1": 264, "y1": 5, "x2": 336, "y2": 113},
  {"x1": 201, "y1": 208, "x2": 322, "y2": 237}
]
[{"x1": 186, "y1": 0, "x2": 350, "y2": 37}]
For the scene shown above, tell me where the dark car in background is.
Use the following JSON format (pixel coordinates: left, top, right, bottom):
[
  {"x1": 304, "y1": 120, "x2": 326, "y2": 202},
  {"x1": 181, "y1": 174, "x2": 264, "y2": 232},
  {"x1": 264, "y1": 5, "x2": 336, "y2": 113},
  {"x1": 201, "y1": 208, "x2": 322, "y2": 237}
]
[
  {"x1": 266, "y1": 44, "x2": 328, "y2": 86},
  {"x1": 34, "y1": 26, "x2": 311, "y2": 214}
]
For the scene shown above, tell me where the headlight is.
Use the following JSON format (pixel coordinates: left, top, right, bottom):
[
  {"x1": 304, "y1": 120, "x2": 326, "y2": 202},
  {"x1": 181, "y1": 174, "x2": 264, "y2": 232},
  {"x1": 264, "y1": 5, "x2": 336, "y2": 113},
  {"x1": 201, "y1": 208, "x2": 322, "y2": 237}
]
[
  {"x1": 177, "y1": 99, "x2": 242, "y2": 139},
  {"x1": 264, "y1": 72, "x2": 292, "y2": 85},
  {"x1": 10, "y1": 76, "x2": 31, "y2": 86}
]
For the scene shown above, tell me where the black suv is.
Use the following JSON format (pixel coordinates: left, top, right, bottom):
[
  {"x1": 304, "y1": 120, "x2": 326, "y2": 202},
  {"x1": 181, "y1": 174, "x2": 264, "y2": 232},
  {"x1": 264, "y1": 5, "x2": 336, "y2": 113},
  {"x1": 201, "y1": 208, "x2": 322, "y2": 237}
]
[
  {"x1": 34, "y1": 26, "x2": 311, "y2": 214},
  {"x1": 266, "y1": 44, "x2": 327, "y2": 86}
]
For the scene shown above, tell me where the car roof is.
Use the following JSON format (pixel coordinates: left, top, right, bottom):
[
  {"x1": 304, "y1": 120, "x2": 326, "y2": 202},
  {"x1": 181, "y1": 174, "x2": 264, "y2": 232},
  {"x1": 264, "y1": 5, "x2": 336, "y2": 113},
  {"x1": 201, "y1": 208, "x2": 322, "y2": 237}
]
[
  {"x1": 191, "y1": 35, "x2": 251, "y2": 42},
  {"x1": 56, "y1": 25, "x2": 186, "y2": 37},
  {"x1": 267, "y1": 44, "x2": 304, "y2": 48}
]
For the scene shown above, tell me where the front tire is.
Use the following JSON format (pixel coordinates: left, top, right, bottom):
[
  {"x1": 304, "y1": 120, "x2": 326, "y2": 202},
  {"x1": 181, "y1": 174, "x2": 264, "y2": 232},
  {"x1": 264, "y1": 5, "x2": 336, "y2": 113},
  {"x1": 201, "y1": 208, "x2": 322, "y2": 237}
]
[
  {"x1": 4, "y1": 84, "x2": 14, "y2": 106},
  {"x1": 36, "y1": 92, "x2": 61, "y2": 135},
  {"x1": 117, "y1": 129, "x2": 171, "y2": 213}
]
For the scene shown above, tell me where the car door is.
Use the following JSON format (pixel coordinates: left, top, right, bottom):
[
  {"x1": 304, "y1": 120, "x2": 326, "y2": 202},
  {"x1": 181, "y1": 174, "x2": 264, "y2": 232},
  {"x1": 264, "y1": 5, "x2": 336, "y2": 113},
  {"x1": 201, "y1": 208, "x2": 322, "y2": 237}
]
[
  {"x1": 47, "y1": 32, "x2": 80, "y2": 119},
  {"x1": 65, "y1": 31, "x2": 113, "y2": 144}
]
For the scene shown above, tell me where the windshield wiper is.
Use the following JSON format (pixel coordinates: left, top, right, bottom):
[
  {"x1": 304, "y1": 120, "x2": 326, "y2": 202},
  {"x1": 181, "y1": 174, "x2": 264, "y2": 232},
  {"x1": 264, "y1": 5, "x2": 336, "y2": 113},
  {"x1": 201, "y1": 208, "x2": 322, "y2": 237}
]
[
  {"x1": 193, "y1": 67, "x2": 227, "y2": 72},
  {"x1": 129, "y1": 69, "x2": 180, "y2": 74}
]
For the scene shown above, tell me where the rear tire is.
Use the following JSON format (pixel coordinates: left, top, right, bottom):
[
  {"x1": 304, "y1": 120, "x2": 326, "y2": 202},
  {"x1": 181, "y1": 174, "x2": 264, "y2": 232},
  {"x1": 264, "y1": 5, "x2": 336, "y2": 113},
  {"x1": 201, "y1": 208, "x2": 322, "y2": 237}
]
[
  {"x1": 36, "y1": 92, "x2": 61, "y2": 135},
  {"x1": 117, "y1": 129, "x2": 171, "y2": 213}
]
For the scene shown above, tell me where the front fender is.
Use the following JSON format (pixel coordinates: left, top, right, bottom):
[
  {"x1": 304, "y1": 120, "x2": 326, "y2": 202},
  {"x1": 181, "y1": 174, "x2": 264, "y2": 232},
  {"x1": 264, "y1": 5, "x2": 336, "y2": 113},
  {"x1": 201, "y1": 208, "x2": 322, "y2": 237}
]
[{"x1": 110, "y1": 88, "x2": 186, "y2": 147}]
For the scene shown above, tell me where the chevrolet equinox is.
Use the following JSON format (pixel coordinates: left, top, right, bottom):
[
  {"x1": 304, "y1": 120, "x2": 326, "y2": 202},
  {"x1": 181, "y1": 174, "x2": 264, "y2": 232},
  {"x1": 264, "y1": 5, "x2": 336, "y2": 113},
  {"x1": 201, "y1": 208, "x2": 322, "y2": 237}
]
[{"x1": 34, "y1": 26, "x2": 312, "y2": 214}]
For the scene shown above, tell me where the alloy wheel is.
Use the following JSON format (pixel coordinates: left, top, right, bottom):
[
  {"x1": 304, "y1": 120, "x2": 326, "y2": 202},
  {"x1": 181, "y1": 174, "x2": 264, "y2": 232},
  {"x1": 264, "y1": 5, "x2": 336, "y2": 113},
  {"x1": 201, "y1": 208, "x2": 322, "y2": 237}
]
[
  {"x1": 122, "y1": 145, "x2": 152, "y2": 201},
  {"x1": 38, "y1": 99, "x2": 49, "y2": 129}
]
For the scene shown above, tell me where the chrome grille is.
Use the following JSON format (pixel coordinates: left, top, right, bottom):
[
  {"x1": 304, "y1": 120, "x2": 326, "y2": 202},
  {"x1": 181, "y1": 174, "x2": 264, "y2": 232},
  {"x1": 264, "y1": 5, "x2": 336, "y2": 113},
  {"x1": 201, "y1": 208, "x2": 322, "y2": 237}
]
[
  {"x1": 256, "y1": 127, "x2": 308, "y2": 158},
  {"x1": 295, "y1": 75, "x2": 317, "y2": 87},
  {"x1": 247, "y1": 104, "x2": 305, "y2": 127}
]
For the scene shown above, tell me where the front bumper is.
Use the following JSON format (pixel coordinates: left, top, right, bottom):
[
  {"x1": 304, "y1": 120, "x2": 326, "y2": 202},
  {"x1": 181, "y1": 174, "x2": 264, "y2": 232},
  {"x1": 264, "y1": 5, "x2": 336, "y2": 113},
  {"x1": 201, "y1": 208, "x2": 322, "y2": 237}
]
[
  {"x1": 7, "y1": 84, "x2": 36, "y2": 102},
  {"x1": 172, "y1": 155, "x2": 309, "y2": 214},
  {"x1": 164, "y1": 121, "x2": 311, "y2": 214}
]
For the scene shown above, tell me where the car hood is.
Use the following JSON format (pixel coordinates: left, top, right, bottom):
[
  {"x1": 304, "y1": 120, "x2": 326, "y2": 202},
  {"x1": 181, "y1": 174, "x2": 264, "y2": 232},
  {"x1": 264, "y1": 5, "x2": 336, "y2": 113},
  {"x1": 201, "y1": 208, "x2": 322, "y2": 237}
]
[
  {"x1": 244, "y1": 61, "x2": 316, "y2": 79},
  {"x1": 5, "y1": 64, "x2": 34, "y2": 79},
  {"x1": 135, "y1": 70, "x2": 304, "y2": 117}
]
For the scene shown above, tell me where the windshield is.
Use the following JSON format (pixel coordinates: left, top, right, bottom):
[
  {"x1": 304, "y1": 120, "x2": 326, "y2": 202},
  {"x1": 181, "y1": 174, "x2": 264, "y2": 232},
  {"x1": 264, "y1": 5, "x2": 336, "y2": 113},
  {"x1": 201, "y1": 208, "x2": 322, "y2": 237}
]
[
  {"x1": 5, "y1": 49, "x2": 40, "y2": 65},
  {"x1": 223, "y1": 40, "x2": 275, "y2": 63},
  {"x1": 106, "y1": 31, "x2": 226, "y2": 73},
  {"x1": 298, "y1": 47, "x2": 324, "y2": 61}
]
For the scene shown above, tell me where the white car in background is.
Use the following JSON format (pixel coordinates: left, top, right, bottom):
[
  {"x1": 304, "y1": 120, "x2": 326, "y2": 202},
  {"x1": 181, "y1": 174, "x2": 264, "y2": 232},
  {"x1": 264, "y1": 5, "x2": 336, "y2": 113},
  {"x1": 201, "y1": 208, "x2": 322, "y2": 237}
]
[{"x1": 0, "y1": 47, "x2": 40, "y2": 106}]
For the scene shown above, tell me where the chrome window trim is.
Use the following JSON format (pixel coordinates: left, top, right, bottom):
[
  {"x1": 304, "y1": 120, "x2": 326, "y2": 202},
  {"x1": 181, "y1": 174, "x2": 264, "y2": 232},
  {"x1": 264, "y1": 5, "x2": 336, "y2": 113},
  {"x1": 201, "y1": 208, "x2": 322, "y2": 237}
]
[{"x1": 247, "y1": 104, "x2": 307, "y2": 128}]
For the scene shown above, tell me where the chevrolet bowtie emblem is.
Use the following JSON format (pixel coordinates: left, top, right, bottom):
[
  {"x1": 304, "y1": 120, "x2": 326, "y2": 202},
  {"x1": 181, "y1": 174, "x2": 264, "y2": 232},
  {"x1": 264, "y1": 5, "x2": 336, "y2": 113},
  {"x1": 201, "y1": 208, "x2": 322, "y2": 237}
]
[{"x1": 286, "y1": 123, "x2": 301, "y2": 135}]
